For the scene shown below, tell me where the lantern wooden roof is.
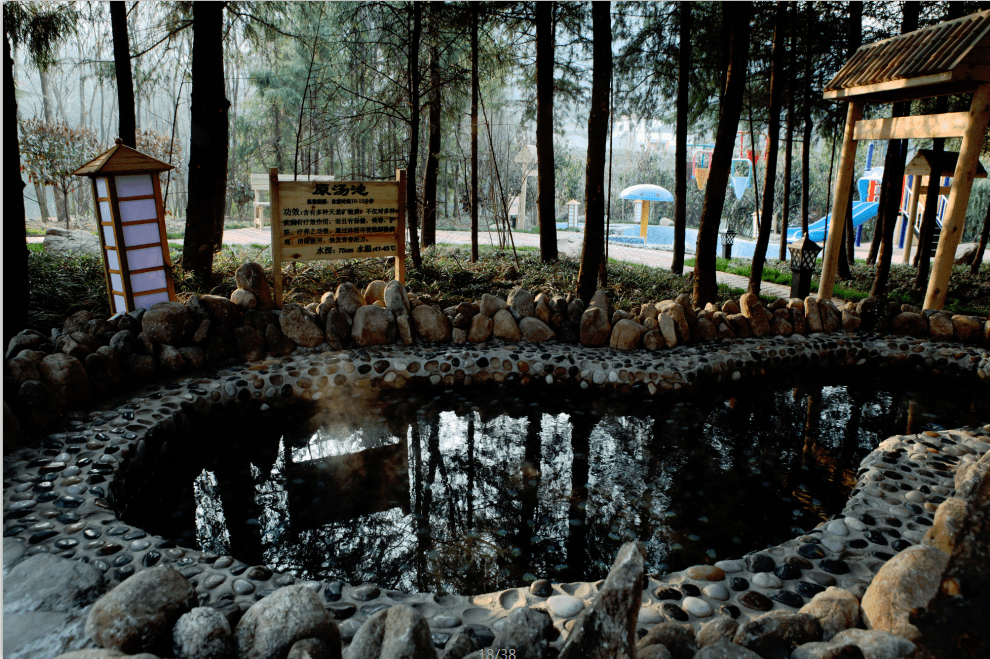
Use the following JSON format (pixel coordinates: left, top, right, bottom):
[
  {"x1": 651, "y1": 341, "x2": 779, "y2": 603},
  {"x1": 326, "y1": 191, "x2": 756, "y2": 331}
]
[
  {"x1": 823, "y1": 9, "x2": 990, "y2": 103},
  {"x1": 72, "y1": 138, "x2": 175, "y2": 177},
  {"x1": 904, "y1": 149, "x2": 988, "y2": 178}
]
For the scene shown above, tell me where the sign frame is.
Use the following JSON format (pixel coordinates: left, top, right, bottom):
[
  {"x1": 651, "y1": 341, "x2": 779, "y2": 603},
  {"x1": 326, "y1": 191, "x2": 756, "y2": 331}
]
[{"x1": 269, "y1": 168, "x2": 406, "y2": 307}]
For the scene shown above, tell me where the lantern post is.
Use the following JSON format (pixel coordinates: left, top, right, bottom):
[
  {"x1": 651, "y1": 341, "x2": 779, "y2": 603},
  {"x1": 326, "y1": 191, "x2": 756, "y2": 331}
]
[
  {"x1": 72, "y1": 139, "x2": 177, "y2": 315},
  {"x1": 788, "y1": 236, "x2": 823, "y2": 300}
]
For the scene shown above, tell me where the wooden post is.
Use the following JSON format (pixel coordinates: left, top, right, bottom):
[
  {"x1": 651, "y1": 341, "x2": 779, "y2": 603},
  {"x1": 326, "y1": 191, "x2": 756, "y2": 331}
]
[
  {"x1": 902, "y1": 174, "x2": 922, "y2": 264},
  {"x1": 924, "y1": 84, "x2": 990, "y2": 309},
  {"x1": 269, "y1": 168, "x2": 284, "y2": 308},
  {"x1": 818, "y1": 100, "x2": 863, "y2": 301},
  {"x1": 639, "y1": 200, "x2": 650, "y2": 239},
  {"x1": 518, "y1": 171, "x2": 529, "y2": 231},
  {"x1": 396, "y1": 169, "x2": 406, "y2": 284}
]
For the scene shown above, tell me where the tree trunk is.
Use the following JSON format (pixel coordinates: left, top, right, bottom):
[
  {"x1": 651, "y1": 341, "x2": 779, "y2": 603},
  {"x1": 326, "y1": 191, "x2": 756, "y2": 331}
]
[
  {"x1": 748, "y1": 1, "x2": 785, "y2": 295},
  {"x1": 843, "y1": 0, "x2": 863, "y2": 266},
  {"x1": 39, "y1": 69, "x2": 53, "y2": 123},
  {"x1": 693, "y1": 1, "x2": 752, "y2": 307},
  {"x1": 110, "y1": 1, "x2": 136, "y2": 148},
  {"x1": 406, "y1": 2, "x2": 423, "y2": 269},
  {"x1": 422, "y1": 43, "x2": 440, "y2": 248},
  {"x1": 470, "y1": 5, "x2": 479, "y2": 262},
  {"x1": 672, "y1": 1, "x2": 691, "y2": 275},
  {"x1": 970, "y1": 200, "x2": 989, "y2": 274},
  {"x1": 536, "y1": 1, "x2": 557, "y2": 263},
  {"x1": 779, "y1": 13, "x2": 796, "y2": 262},
  {"x1": 799, "y1": 2, "x2": 813, "y2": 236},
  {"x1": 182, "y1": 1, "x2": 229, "y2": 284},
  {"x1": 6, "y1": 35, "x2": 28, "y2": 346},
  {"x1": 575, "y1": 2, "x2": 612, "y2": 304}
]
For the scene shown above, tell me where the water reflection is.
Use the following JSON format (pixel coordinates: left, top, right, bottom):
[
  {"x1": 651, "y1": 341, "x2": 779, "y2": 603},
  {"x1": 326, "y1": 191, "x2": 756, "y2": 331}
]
[{"x1": 125, "y1": 370, "x2": 988, "y2": 595}]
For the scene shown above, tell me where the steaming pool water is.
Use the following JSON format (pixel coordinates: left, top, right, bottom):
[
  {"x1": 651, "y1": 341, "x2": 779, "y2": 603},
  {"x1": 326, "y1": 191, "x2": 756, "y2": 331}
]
[{"x1": 117, "y1": 368, "x2": 989, "y2": 596}]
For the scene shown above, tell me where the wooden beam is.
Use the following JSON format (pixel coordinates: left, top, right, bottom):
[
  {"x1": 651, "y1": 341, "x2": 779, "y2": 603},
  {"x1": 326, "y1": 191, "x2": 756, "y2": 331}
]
[
  {"x1": 823, "y1": 71, "x2": 956, "y2": 100},
  {"x1": 395, "y1": 169, "x2": 406, "y2": 285},
  {"x1": 925, "y1": 84, "x2": 990, "y2": 309},
  {"x1": 917, "y1": 185, "x2": 953, "y2": 194},
  {"x1": 819, "y1": 101, "x2": 864, "y2": 301},
  {"x1": 853, "y1": 112, "x2": 969, "y2": 140},
  {"x1": 902, "y1": 175, "x2": 922, "y2": 264}
]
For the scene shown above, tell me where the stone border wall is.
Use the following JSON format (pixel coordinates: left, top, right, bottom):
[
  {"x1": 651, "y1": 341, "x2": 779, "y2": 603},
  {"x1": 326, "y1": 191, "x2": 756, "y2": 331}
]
[{"x1": 5, "y1": 264, "x2": 990, "y2": 435}]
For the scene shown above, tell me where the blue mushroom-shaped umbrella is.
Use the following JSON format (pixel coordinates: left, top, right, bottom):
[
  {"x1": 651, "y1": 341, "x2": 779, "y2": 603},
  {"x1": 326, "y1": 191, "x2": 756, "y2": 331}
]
[{"x1": 620, "y1": 184, "x2": 673, "y2": 238}]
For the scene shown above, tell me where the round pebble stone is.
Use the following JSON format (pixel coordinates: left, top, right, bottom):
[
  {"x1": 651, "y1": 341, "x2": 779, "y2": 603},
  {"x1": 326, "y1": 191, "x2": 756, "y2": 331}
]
[
  {"x1": 714, "y1": 559, "x2": 744, "y2": 573},
  {"x1": 352, "y1": 584, "x2": 381, "y2": 601},
  {"x1": 431, "y1": 614, "x2": 461, "y2": 629},
  {"x1": 685, "y1": 566, "x2": 725, "y2": 581},
  {"x1": 659, "y1": 602, "x2": 689, "y2": 621},
  {"x1": 339, "y1": 618, "x2": 362, "y2": 642},
  {"x1": 323, "y1": 581, "x2": 343, "y2": 602},
  {"x1": 214, "y1": 556, "x2": 234, "y2": 569},
  {"x1": 361, "y1": 603, "x2": 391, "y2": 617},
  {"x1": 246, "y1": 565, "x2": 272, "y2": 581},
  {"x1": 638, "y1": 608, "x2": 663, "y2": 624},
  {"x1": 696, "y1": 578, "x2": 728, "y2": 600},
  {"x1": 142, "y1": 551, "x2": 162, "y2": 567},
  {"x1": 818, "y1": 559, "x2": 850, "y2": 575},
  {"x1": 128, "y1": 540, "x2": 151, "y2": 552},
  {"x1": 232, "y1": 579, "x2": 255, "y2": 595},
  {"x1": 719, "y1": 605, "x2": 741, "y2": 619},
  {"x1": 774, "y1": 564, "x2": 802, "y2": 581},
  {"x1": 547, "y1": 595, "x2": 584, "y2": 619},
  {"x1": 891, "y1": 539, "x2": 913, "y2": 552},
  {"x1": 273, "y1": 574, "x2": 294, "y2": 587},
  {"x1": 769, "y1": 590, "x2": 804, "y2": 608},
  {"x1": 807, "y1": 571, "x2": 837, "y2": 587},
  {"x1": 824, "y1": 520, "x2": 848, "y2": 536},
  {"x1": 654, "y1": 587, "x2": 682, "y2": 600},
  {"x1": 682, "y1": 597, "x2": 713, "y2": 618},
  {"x1": 166, "y1": 548, "x2": 185, "y2": 559},
  {"x1": 679, "y1": 584, "x2": 701, "y2": 597},
  {"x1": 822, "y1": 538, "x2": 845, "y2": 553},
  {"x1": 54, "y1": 538, "x2": 79, "y2": 550},
  {"x1": 784, "y1": 555, "x2": 813, "y2": 570},
  {"x1": 746, "y1": 553, "x2": 775, "y2": 572},
  {"x1": 203, "y1": 574, "x2": 226, "y2": 589},
  {"x1": 738, "y1": 591, "x2": 774, "y2": 612},
  {"x1": 796, "y1": 581, "x2": 826, "y2": 598},
  {"x1": 530, "y1": 579, "x2": 552, "y2": 597},
  {"x1": 729, "y1": 577, "x2": 749, "y2": 592},
  {"x1": 798, "y1": 544, "x2": 826, "y2": 560},
  {"x1": 752, "y1": 572, "x2": 783, "y2": 589}
]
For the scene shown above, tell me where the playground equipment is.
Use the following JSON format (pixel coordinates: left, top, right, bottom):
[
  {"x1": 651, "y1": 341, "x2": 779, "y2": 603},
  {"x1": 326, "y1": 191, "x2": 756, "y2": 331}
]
[
  {"x1": 730, "y1": 158, "x2": 753, "y2": 200},
  {"x1": 620, "y1": 184, "x2": 673, "y2": 238},
  {"x1": 692, "y1": 148, "x2": 713, "y2": 190}
]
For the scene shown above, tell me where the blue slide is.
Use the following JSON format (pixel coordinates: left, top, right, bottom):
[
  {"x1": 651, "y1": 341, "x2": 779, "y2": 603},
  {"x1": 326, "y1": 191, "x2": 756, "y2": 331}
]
[{"x1": 787, "y1": 201, "x2": 879, "y2": 243}]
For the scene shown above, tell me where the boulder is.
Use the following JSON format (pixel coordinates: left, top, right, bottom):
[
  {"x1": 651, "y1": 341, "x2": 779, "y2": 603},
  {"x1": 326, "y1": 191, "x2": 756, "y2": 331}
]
[
  {"x1": 558, "y1": 542, "x2": 645, "y2": 659},
  {"x1": 230, "y1": 288, "x2": 257, "y2": 310},
  {"x1": 579, "y1": 307, "x2": 611, "y2": 348},
  {"x1": 588, "y1": 289, "x2": 611, "y2": 316},
  {"x1": 733, "y1": 611, "x2": 822, "y2": 659},
  {"x1": 3, "y1": 553, "x2": 105, "y2": 614},
  {"x1": 6, "y1": 329, "x2": 49, "y2": 359},
  {"x1": 691, "y1": 642, "x2": 762, "y2": 659},
  {"x1": 519, "y1": 317, "x2": 555, "y2": 343},
  {"x1": 695, "y1": 318, "x2": 718, "y2": 342},
  {"x1": 43, "y1": 228, "x2": 101, "y2": 256},
  {"x1": 199, "y1": 295, "x2": 242, "y2": 329},
  {"x1": 659, "y1": 301, "x2": 691, "y2": 343},
  {"x1": 38, "y1": 353, "x2": 90, "y2": 406},
  {"x1": 490, "y1": 608, "x2": 556, "y2": 659},
  {"x1": 507, "y1": 287, "x2": 535, "y2": 321},
  {"x1": 928, "y1": 313, "x2": 954, "y2": 341},
  {"x1": 637, "y1": 623, "x2": 696, "y2": 659},
  {"x1": 805, "y1": 297, "x2": 823, "y2": 333},
  {"x1": 205, "y1": 326, "x2": 237, "y2": 364},
  {"x1": 534, "y1": 294, "x2": 553, "y2": 324},
  {"x1": 891, "y1": 312, "x2": 928, "y2": 338},
  {"x1": 697, "y1": 618, "x2": 739, "y2": 648},
  {"x1": 325, "y1": 309, "x2": 352, "y2": 350},
  {"x1": 567, "y1": 299, "x2": 586, "y2": 325},
  {"x1": 643, "y1": 330, "x2": 665, "y2": 351},
  {"x1": 279, "y1": 303, "x2": 324, "y2": 348},
  {"x1": 740, "y1": 294, "x2": 771, "y2": 338},
  {"x1": 172, "y1": 607, "x2": 234, "y2": 659},
  {"x1": 468, "y1": 314, "x2": 494, "y2": 343},
  {"x1": 799, "y1": 587, "x2": 861, "y2": 642},
  {"x1": 62, "y1": 310, "x2": 96, "y2": 334},
  {"x1": 855, "y1": 296, "x2": 888, "y2": 332},
  {"x1": 841, "y1": 310, "x2": 862, "y2": 332},
  {"x1": 342, "y1": 605, "x2": 429, "y2": 659},
  {"x1": 610, "y1": 319, "x2": 647, "y2": 350},
  {"x1": 234, "y1": 263, "x2": 274, "y2": 310},
  {"x1": 364, "y1": 280, "x2": 387, "y2": 305},
  {"x1": 411, "y1": 305, "x2": 452, "y2": 343},
  {"x1": 234, "y1": 326, "x2": 267, "y2": 361},
  {"x1": 178, "y1": 346, "x2": 207, "y2": 369},
  {"x1": 492, "y1": 309, "x2": 522, "y2": 342},
  {"x1": 334, "y1": 283, "x2": 366, "y2": 318},
  {"x1": 480, "y1": 294, "x2": 508, "y2": 317},
  {"x1": 351, "y1": 305, "x2": 397, "y2": 347},
  {"x1": 158, "y1": 344, "x2": 188, "y2": 374},
  {"x1": 860, "y1": 544, "x2": 948, "y2": 641},
  {"x1": 85, "y1": 566, "x2": 196, "y2": 654},
  {"x1": 789, "y1": 628, "x2": 914, "y2": 659},
  {"x1": 658, "y1": 312, "x2": 679, "y2": 347},
  {"x1": 143, "y1": 302, "x2": 196, "y2": 345},
  {"x1": 235, "y1": 585, "x2": 339, "y2": 659},
  {"x1": 383, "y1": 280, "x2": 411, "y2": 318},
  {"x1": 951, "y1": 314, "x2": 983, "y2": 343}
]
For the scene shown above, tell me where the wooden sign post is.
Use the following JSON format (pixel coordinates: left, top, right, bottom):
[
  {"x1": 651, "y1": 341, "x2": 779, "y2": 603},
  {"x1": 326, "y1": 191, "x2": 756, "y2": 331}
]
[{"x1": 269, "y1": 169, "x2": 406, "y2": 307}]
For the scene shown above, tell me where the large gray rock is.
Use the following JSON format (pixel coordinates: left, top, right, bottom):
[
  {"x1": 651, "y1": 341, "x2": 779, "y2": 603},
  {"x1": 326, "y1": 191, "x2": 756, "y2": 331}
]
[
  {"x1": 610, "y1": 319, "x2": 646, "y2": 350},
  {"x1": 351, "y1": 305, "x2": 397, "y2": 347},
  {"x1": 143, "y1": 302, "x2": 196, "y2": 345},
  {"x1": 235, "y1": 585, "x2": 339, "y2": 659},
  {"x1": 199, "y1": 295, "x2": 242, "y2": 329},
  {"x1": 559, "y1": 542, "x2": 645, "y2": 659},
  {"x1": 658, "y1": 312, "x2": 679, "y2": 347},
  {"x1": 38, "y1": 353, "x2": 90, "y2": 406},
  {"x1": 579, "y1": 307, "x2": 611, "y2": 348},
  {"x1": 480, "y1": 294, "x2": 508, "y2": 317},
  {"x1": 364, "y1": 280, "x2": 387, "y2": 306},
  {"x1": 658, "y1": 301, "x2": 691, "y2": 343},
  {"x1": 692, "y1": 642, "x2": 762, "y2": 659},
  {"x1": 951, "y1": 314, "x2": 984, "y2": 343},
  {"x1": 740, "y1": 293, "x2": 771, "y2": 338},
  {"x1": 890, "y1": 312, "x2": 927, "y2": 338},
  {"x1": 696, "y1": 617, "x2": 739, "y2": 648},
  {"x1": 279, "y1": 303, "x2": 324, "y2": 348},
  {"x1": 507, "y1": 287, "x2": 535, "y2": 321},
  {"x1": 4, "y1": 554, "x2": 105, "y2": 614},
  {"x1": 411, "y1": 305, "x2": 451, "y2": 343},
  {"x1": 468, "y1": 314, "x2": 494, "y2": 343},
  {"x1": 85, "y1": 565, "x2": 196, "y2": 654},
  {"x1": 6, "y1": 329, "x2": 49, "y2": 359},
  {"x1": 173, "y1": 607, "x2": 234, "y2": 659},
  {"x1": 43, "y1": 228, "x2": 101, "y2": 256},
  {"x1": 790, "y1": 628, "x2": 915, "y2": 659},
  {"x1": 342, "y1": 605, "x2": 431, "y2": 659},
  {"x1": 334, "y1": 283, "x2": 366, "y2": 318},
  {"x1": 636, "y1": 622, "x2": 696, "y2": 659},
  {"x1": 733, "y1": 611, "x2": 823, "y2": 659},
  {"x1": 799, "y1": 587, "x2": 861, "y2": 642},
  {"x1": 235, "y1": 263, "x2": 274, "y2": 310},
  {"x1": 860, "y1": 544, "x2": 947, "y2": 641},
  {"x1": 492, "y1": 309, "x2": 522, "y2": 342},
  {"x1": 383, "y1": 280, "x2": 411, "y2": 318},
  {"x1": 490, "y1": 608, "x2": 556, "y2": 659},
  {"x1": 519, "y1": 317, "x2": 555, "y2": 343}
]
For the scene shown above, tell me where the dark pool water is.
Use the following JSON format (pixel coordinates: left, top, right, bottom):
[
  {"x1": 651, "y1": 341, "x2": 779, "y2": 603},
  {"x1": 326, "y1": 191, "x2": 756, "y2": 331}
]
[{"x1": 119, "y1": 368, "x2": 989, "y2": 595}]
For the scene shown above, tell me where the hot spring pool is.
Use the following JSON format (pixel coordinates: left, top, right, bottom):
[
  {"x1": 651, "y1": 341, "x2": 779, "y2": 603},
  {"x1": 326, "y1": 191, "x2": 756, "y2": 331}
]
[{"x1": 117, "y1": 368, "x2": 989, "y2": 596}]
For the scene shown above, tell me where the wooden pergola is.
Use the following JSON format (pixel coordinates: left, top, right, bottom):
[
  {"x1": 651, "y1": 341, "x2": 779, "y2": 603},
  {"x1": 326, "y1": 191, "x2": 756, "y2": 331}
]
[{"x1": 818, "y1": 9, "x2": 990, "y2": 309}]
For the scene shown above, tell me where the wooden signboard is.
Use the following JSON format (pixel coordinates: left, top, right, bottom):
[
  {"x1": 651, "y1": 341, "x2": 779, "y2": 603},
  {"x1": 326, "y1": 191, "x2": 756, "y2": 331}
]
[{"x1": 270, "y1": 168, "x2": 406, "y2": 306}]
